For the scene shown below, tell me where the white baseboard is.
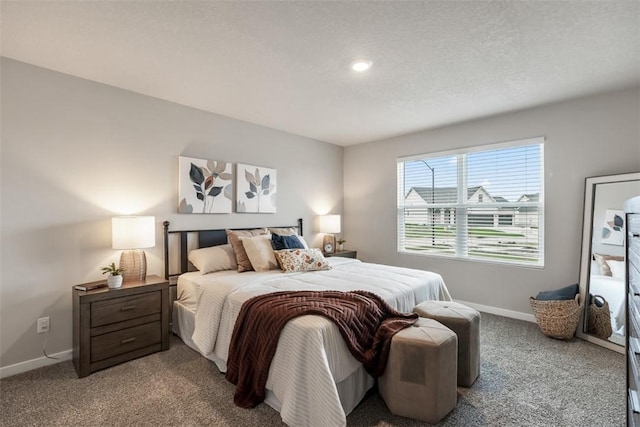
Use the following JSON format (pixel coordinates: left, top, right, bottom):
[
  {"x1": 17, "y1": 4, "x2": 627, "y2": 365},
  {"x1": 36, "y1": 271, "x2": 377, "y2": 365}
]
[
  {"x1": 454, "y1": 299, "x2": 536, "y2": 323},
  {"x1": 0, "y1": 300, "x2": 533, "y2": 379},
  {"x1": 0, "y1": 349, "x2": 72, "y2": 379}
]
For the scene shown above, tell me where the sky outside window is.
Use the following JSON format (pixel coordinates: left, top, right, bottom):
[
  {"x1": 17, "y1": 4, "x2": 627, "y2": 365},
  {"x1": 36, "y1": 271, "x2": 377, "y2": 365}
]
[{"x1": 404, "y1": 145, "x2": 542, "y2": 202}]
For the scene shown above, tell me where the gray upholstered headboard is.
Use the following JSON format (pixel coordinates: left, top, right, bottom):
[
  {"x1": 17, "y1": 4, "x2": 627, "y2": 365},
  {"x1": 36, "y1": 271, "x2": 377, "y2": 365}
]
[{"x1": 163, "y1": 218, "x2": 303, "y2": 279}]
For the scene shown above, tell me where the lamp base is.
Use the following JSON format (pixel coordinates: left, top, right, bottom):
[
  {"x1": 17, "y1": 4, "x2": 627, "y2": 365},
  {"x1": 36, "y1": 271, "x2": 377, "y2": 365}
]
[
  {"x1": 119, "y1": 250, "x2": 147, "y2": 283},
  {"x1": 322, "y1": 234, "x2": 336, "y2": 254}
]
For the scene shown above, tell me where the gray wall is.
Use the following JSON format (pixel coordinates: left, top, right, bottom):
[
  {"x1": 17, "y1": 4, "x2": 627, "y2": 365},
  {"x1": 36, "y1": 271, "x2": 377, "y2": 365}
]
[
  {"x1": 344, "y1": 87, "x2": 640, "y2": 315},
  {"x1": 0, "y1": 58, "x2": 343, "y2": 368}
]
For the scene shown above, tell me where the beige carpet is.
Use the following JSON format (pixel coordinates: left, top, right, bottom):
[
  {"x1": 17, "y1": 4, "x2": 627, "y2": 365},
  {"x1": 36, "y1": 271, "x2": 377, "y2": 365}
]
[{"x1": 0, "y1": 313, "x2": 625, "y2": 426}]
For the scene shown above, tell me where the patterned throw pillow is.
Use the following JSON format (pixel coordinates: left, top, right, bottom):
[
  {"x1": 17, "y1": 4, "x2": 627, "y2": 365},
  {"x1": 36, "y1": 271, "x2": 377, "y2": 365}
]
[{"x1": 274, "y1": 249, "x2": 331, "y2": 273}]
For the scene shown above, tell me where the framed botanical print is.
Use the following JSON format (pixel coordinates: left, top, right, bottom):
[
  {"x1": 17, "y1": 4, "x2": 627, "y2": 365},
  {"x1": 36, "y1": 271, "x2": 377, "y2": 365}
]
[
  {"x1": 236, "y1": 163, "x2": 277, "y2": 213},
  {"x1": 178, "y1": 156, "x2": 233, "y2": 214}
]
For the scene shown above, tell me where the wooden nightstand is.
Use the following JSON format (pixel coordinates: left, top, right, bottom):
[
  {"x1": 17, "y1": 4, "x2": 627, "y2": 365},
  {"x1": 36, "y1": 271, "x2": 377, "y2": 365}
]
[
  {"x1": 324, "y1": 250, "x2": 357, "y2": 259},
  {"x1": 72, "y1": 275, "x2": 170, "y2": 378}
]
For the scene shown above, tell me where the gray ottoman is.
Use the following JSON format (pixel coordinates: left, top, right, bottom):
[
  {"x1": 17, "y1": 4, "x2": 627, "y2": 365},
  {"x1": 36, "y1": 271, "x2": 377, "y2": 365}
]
[
  {"x1": 413, "y1": 300, "x2": 480, "y2": 387},
  {"x1": 378, "y1": 318, "x2": 458, "y2": 424}
]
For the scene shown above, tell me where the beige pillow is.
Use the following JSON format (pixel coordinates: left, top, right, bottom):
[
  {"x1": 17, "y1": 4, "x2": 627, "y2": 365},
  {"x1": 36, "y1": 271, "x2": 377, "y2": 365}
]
[
  {"x1": 607, "y1": 260, "x2": 625, "y2": 279},
  {"x1": 241, "y1": 235, "x2": 279, "y2": 272},
  {"x1": 593, "y1": 253, "x2": 624, "y2": 277},
  {"x1": 188, "y1": 244, "x2": 237, "y2": 274},
  {"x1": 268, "y1": 227, "x2": 299, "y2": 236},
  {"x1": 226, "y1": 228, "x2": 268, "y2": 272}
]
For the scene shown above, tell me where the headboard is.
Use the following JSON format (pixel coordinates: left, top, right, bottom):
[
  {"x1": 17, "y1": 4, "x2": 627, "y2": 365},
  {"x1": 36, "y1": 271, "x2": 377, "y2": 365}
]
[{"x1": 163, "y1": 218, "x2": 303, "y2": 280}]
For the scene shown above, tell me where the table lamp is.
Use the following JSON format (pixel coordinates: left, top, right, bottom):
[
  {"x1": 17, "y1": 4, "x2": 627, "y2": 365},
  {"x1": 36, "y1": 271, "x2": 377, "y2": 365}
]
[
  {"x1": 319, "y1": 214, "x2": 341, "y2": 254},
  {"x1": 112, "y1": 216, "x2": 156, "y2": 283}
]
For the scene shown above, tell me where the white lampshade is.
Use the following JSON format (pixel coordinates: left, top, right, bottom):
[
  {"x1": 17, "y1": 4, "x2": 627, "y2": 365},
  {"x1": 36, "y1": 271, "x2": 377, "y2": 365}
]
[
  {"x1": 112, "y1": 216, "x2": 156, "y2": 249},
  {"x1": 319, "y1": 215, "x2": 341, "y2": 234}
]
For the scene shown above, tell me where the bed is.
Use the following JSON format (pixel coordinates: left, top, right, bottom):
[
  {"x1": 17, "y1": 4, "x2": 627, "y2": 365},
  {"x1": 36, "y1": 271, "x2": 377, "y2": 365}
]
[{"x1": 163, "y1": 219, "x2": 451, "y2": 427}]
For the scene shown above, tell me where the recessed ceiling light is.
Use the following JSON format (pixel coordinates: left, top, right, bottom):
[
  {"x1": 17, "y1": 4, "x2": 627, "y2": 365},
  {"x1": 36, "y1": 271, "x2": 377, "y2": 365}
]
[{"x1": 350, "y1": 59, "x2": 372, "y2": 73}]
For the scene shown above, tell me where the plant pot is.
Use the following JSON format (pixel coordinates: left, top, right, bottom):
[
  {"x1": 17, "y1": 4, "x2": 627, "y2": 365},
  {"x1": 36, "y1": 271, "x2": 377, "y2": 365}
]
[
  {"x1": 337, "y1": 243, "x2": 344, "y2": 251},
  {"x1": 107, "y1": 274, "x2": 123, "y2": 289}
]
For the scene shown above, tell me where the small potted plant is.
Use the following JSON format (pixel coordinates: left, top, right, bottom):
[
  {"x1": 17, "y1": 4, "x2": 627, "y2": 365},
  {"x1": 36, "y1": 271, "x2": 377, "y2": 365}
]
[
  {"x1": 101, "y1": 262, "x2": 126, "y2": 289},
  {"x1": 336, "y1": 238, "x2": 346, "y2": 252}
]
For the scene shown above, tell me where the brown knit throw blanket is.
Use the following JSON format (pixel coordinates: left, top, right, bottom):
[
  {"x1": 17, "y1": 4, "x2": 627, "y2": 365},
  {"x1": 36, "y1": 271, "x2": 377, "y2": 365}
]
[{"x1": 225, "y1": 290, "x2": 418, "y2": 408}]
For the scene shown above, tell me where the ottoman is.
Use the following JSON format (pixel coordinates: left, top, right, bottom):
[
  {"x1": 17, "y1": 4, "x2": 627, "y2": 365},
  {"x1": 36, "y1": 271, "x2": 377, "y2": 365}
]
[
  {"x1": 378, "y1": 318, "x2": 458, "y2": 424},
  {"x1": 413, "y1": 300, "x2": 480, "y2": 387}
]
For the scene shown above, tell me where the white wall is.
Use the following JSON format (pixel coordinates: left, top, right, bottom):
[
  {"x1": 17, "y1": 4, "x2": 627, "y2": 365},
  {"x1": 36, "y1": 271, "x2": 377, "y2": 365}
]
[
  {"x1": 344, "y1": 87, "x2": 640, "y2": 315},
  {"x1": 0, "y1": 58, "x2": 343, "y2": 369}
]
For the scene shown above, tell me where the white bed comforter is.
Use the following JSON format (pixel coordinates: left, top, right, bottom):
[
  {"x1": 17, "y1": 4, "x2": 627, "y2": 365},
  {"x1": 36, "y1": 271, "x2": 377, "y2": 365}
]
[{"x1": 179, "y1": 257, "x2": 451, "y2": 427}]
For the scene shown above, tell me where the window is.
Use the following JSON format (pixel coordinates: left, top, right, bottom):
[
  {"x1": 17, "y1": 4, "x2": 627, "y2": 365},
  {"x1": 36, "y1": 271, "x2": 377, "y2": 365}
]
[{"x1": 397, "y1": 138, "x2": 544, "y2": 266}]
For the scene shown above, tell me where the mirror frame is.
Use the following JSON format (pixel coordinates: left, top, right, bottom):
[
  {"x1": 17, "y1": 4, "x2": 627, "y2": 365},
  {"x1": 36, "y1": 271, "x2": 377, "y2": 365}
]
[{"x1": 577, "y1": 171, "x2": 640, "y2": 352}]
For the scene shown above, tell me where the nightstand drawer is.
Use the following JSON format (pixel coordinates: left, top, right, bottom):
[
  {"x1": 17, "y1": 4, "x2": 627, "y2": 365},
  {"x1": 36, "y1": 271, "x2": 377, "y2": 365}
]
[
  {"x1": 91, "y1": 321, "x2": 161, "y2": 362},
  {"x1": 91, "y1": 291, "x2": 161, "y2": 327}
]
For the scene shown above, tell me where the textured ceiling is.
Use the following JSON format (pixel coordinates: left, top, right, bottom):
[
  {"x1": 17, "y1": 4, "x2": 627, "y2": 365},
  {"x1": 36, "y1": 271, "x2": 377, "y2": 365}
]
[{"x1": 1, "y1": 1, "x2": 639, "y2": 146}]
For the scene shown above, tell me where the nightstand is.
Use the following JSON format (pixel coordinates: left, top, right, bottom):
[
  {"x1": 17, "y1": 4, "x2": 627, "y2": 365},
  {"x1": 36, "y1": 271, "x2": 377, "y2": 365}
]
[
  {"x1": 72, "y1": 275, "x2": 170, "y2": 378},
  {"x1": 325, "y1": 250, "x2": 357, "y2": 259}
]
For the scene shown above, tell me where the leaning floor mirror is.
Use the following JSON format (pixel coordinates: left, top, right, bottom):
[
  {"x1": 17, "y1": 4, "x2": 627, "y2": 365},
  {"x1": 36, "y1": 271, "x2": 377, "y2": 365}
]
[{"x1": 577, "y1": 172, "x2": 640, "y2": 352}]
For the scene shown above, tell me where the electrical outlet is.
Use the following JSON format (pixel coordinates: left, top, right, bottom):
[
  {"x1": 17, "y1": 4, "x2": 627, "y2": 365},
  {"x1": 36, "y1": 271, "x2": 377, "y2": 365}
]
[{"x1": 37, "y1": 317, "x2": 49, "y2": 334}]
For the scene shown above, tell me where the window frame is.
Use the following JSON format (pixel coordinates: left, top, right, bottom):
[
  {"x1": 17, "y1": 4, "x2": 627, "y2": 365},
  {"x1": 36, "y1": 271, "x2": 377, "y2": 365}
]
[{"x1": 397, "y1": 137, "x2": 545, "y2": 268}]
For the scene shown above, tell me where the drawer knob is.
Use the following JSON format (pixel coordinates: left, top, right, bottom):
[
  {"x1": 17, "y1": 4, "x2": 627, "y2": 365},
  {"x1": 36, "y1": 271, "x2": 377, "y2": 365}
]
[
  {"x1": 120, "y1": 337, "x2": 137, "y2": 345},
  {"x1": 120, "y1": 305, "x2": 136, "y2": 311}
]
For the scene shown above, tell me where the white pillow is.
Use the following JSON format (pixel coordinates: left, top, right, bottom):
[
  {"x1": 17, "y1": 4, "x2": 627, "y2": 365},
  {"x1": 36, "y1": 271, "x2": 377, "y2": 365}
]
[
  {"x1": 188, "y1": 244, "x2": 237, "y2": 274},
  {"x1": 607, "y1": 260, "x2": 626, "y2": 279},
  {"x1": 296, "y1": 235, "x2": 310, "y2": 249},
  {"x1": 241, "y1": 234, "x2": 279, "y2": 272}
]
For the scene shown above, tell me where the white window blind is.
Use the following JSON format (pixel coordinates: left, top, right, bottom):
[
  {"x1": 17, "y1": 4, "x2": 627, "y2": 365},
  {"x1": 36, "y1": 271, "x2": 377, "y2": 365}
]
[{"x1": 397, "y1": 138, "x2": 544, "y2": 266}]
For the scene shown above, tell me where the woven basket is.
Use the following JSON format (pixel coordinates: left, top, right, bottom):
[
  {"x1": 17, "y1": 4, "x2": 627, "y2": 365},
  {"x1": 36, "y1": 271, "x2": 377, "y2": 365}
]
[
  {"x1": 529, "y1": 294, "x2": 582, "y2": 340},
  {"x1": 587, "y1": 295, "x2": 613, "y2": 339}
]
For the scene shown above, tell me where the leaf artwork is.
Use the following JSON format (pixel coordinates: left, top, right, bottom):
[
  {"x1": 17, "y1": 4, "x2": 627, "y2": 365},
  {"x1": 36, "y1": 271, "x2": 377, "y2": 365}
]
[
  {"x1": 236, "y1": 163, "x2": 277, "y2": 213},
  {"x1": 179, "y1": 156, "x2": 233, "y2": 214},
  {"x1": 602, "y1": 209, "x2": 625, "y2": 246},
  {"x1": 223, "y1": 184, "x2": 232, "y2": 200},
  {"x1": 609, "y1": 214, "x2": 624, "y2": 231}
]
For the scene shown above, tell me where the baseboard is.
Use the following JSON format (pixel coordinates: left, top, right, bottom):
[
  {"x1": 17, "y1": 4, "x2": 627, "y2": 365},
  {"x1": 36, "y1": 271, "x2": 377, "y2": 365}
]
[
  {"x1": 454, "y1": 299, "x2": 536, "y2": 323},
  {"x1": 0, "y1": 349, "x2": 72, "y2": 379},
  {"x1": 1, "y1": 301, "x2": 532, "y2": 379}
]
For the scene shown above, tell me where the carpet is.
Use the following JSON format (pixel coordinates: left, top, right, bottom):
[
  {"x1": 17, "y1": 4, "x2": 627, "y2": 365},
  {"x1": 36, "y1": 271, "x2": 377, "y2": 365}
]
[{"x1": 0, "y1": 313, "x2": 624, "y2": 426}]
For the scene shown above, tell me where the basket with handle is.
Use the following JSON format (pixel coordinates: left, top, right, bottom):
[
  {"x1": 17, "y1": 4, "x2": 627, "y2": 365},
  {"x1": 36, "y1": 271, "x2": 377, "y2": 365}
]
[
  {"x1": 529, "y1": 294, "x2": 582, "y2": 340},
  {"x1": 587, "y1": 294, "x2": 612, "y2": 339}
]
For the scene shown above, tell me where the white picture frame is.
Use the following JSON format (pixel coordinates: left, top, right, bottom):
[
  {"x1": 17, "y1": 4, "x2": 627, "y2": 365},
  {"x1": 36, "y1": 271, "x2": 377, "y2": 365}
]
[
  {"x1": 236, "y1": 163, "x2": 277, "y2": 213},
  {"x1": 178, "y1": 156, "x2": 233, "y2": 214},
  {"x1": 601, "y1": 209, "x2": 625, "y2": 246}
]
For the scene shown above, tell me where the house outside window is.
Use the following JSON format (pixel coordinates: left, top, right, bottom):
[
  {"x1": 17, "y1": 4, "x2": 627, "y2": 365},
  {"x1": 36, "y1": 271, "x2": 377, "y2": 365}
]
[{"x1": 397, "y1": 138, "x2": 544, "y2": 267}]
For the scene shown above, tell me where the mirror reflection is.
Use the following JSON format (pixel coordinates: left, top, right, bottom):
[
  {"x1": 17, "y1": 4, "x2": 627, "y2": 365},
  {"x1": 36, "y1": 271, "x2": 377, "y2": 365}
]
[{"x1": 582, "y1": 175, "x2": 640, "y2": 347}]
